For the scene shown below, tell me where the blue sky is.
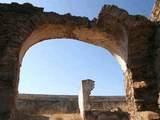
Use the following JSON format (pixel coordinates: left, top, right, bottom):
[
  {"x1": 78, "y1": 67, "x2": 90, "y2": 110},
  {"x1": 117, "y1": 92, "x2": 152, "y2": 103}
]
[
  {"x1": 2, "y1": 0, "x2": 154, "y2": 18},
  {"x1": 19, "y1": 40, "x2": 124, "y2": 95},
  {"x1": 1, "y1": 0, "x2": 155, "y2": 95}
]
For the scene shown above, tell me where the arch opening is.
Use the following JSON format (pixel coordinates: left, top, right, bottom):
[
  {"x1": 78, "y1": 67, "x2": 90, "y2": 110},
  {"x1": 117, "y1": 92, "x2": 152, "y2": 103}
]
[
  {"x1": 17, "y1": 38, "x2": 127, "y2": 119},
  {"x1": 16, "y1": 11, "x2": 129, "y2": 118},
  {"x1": 19, "y1": 38, "x2": 125, "y2": 96}
]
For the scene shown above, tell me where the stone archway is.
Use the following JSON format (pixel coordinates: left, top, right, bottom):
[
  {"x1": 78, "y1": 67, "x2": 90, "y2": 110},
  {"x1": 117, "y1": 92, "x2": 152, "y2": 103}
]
[
  {"x1": 18, "y1": 38, "x2": 125, "y2": 96},
  {"x1": 0, "y1": 3, "x2": 159, "y2": 120}
]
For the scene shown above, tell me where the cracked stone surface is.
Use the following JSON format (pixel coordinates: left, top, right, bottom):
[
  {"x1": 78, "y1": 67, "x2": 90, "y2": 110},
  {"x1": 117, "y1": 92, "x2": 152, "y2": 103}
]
[{"x1": 0, "y1": 1, "x2": 159, "y2": 120}]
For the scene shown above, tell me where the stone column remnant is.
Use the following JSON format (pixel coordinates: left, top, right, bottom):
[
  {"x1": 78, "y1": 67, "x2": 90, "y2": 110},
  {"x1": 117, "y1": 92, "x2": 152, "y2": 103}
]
[{"x1": 78, "y1": 79, "x2": 95, "y2": 120}]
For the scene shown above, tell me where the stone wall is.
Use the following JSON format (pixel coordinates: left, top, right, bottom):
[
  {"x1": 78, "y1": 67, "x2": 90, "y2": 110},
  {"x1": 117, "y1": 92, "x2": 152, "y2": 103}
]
[
  {"x1": 0, "y1": 2, "x2": 159, "y2": 120},
  {"x1": 151, "y1": 0, "x2": 160, "y2": 111},
  {"x1": 16, "y1": 94, "x2": 127, "y2": 115},
  {"x1": 154, "y1": 26, "x2": 160, "y2": 110}
]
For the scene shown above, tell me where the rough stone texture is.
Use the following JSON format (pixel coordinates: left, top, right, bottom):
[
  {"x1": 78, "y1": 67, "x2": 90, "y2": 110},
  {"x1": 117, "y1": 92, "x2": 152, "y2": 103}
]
[
  {"x1": 0, "y1": 2, "x2": 159, "y2": 120},
  {"x1": 151, "y1": 0, "x2": 160, "y2": 21},
  {"x1": 78, "y1": 80, "x2": 95, "y2": 119},
  {"x1": 78, "y1": 80, "x2": 129, "y2": 120},
  {"x1": 90, "y1": 96, "x2": 127, "y2": 112},
  {"x1": 16, "y1": 94, "x2": 127, "y2": 120},
  {"x1": 16, "y1": 94, "x2": 79, "y2": 114},
  {"x1": 137, "y1": 111, "x2": 160, "y2": 120},
  {"x1": 151, "y1": 0, "x2": 160, "y2": 118},
  {"x1": 155, "y1": 27, "x2": 160, "y2": 111},
  {"x1": 16, "y1": 94, "x2": 127, "y2": 114}
]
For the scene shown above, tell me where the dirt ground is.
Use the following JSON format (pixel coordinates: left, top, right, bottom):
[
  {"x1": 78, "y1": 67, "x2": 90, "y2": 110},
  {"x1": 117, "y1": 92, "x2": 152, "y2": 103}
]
[{"x1": 44, "y1": 114, "x2": 82, "y2": 120}]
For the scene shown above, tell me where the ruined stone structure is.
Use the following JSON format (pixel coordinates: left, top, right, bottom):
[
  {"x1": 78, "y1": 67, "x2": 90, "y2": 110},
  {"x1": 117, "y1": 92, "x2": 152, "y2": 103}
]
[
  {"x1": 0, "y1": 1, "x2": 160, "y2": 120},
  {"x1": 16, "y1": 94, "x2": 127, "y2": 117},
  {"x1": 78, "y1": 80, "x2": 95, "y2": 119},
  {"x1": 78, "y1": 79, "x2": 129, "y2": 120},
  {"x1": 16, "y1": 80, "x2": 128, "y2": 120}
]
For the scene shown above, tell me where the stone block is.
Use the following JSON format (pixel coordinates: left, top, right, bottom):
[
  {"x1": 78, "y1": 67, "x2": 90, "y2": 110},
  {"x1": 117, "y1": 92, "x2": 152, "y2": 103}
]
[{"x1": 138, "y1": 111, "x2": 160, "y2": 120}]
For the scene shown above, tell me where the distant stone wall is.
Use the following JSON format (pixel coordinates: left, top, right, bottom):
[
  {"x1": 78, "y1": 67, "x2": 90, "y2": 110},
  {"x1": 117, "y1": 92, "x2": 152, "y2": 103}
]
[
  {"x1": 90, "y1": 96, "x2": 127, "y2": 111},
  {"x1": 16, "y1": 94, "x2": 127, "y2": 115}
]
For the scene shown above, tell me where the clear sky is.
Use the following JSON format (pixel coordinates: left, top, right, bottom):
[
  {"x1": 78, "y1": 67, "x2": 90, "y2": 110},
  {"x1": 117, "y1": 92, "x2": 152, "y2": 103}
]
[{"x1": 0, "y1": 0, "x2": 155, "y2": 96}]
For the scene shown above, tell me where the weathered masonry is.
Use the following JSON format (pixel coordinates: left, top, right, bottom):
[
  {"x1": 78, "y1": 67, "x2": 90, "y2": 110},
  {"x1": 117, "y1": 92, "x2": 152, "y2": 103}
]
[
  {"x1": 78, "y1": 79, "x2": 129, "y2": 120},
  {"x1": 16, "y1": 94, "x2": 128, "y2": 120},
  {"x1": 16, "y1": 94, "x2": 127, "y2": 115},
  {"x1": 0, "y1": 1, "x2": 160, "y2": 120}
]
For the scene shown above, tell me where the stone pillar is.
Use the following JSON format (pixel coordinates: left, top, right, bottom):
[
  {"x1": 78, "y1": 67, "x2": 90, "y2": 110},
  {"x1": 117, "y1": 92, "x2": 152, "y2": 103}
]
[
  {"x1": 0, "y1": 60, "x2": 18, "y2": 120},
  {"x1": 78, "y1": 79, "x2": 95, "y2": 120}
]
